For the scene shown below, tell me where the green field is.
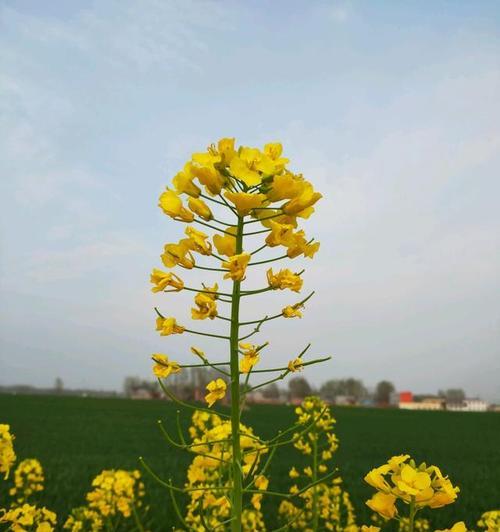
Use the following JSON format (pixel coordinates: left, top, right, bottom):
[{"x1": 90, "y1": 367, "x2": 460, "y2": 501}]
[{"x1": 1, "y1": 394, "x2": 499, "y2": 529}]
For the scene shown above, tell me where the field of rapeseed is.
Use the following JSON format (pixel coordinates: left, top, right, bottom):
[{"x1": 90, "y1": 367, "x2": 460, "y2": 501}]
[
  {"x1": 1, "y1": 394, "x2": 499, "y2": 529},
  {"x1": 2, "y1": 139, "x2": 499, "y2": 531}
]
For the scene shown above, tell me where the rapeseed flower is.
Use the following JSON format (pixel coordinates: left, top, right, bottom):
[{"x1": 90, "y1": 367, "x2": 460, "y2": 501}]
[
  {"x1": 9, "y1": 458, "x2": 44, "y2": 504},
  {"x1": 0, "y1": 504, "x2": 57, "y2": 532},
  {"x1": 188, "y1": 197, "x2": 212, "y2": 220},
  {"x1": 222, "y1": 253, "x2": 251, "y2": 281},
  {"x1": 0, "y1": 424, "x2": 16, "y2": 479},
  {"x1": 205, "y1": 379, "x2": 227, "y2": 407},
  {"x1": 155, "y1": 317, "x2": 185, "y2": 336},
  {"x1": 150, "y1": 269, "x2": 184, "y2": 292},
  {"x1": 152, "y1": 354, "x2": 181, "y2": 378},
  {"x1": 267, "y1": 268, "x2": 303, "y2": 292},
  {"x1": 158, "y1": 189, "x2": 194, "y2": 222}
]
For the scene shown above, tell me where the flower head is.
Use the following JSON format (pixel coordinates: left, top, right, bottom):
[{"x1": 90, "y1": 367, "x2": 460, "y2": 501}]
[
  {"x1": 205, "y1": 379, "x2": 227, "y2": 407},
  {"x1": 152, "y1": 354, "x2": 181, "y2": 378},
  {"x1": 159, "y1": 189, "x2": 194, "y2": 222},
  {"x1": 156, "y1": 317, "x2": 185, "y2": 336},
  {"x1": 267, "y1": 268, "x2": 303, "y2": 292},
  {"x1": 222, "y1": 253, "x2": 251, "y2": 281},
  {"x1": 188, "y1": 197, "x2": 213, "y2": 220},
  {"x1": 150, "y1": 269, "x2": 184, "y2": 292},
  {"x1": 287, "y1": 358, "x2": 304, "y2": 372},
  {"x1": 0, "y1": 424, "x2": 16, "y2": 479},
  {"x1": 239, "y1": 343, "x2": 260, "y2": 374}
]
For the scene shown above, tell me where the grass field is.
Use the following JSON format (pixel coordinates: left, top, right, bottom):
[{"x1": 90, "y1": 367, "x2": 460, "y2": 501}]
[{"x1": 1, "y1": 394, "x2": 499, "y2": 529}]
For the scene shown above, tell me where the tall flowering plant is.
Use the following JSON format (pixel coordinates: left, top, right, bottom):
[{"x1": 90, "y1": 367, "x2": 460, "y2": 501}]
[{"x1": 143, "y1": 138, "x2": 331, "y2": 531}]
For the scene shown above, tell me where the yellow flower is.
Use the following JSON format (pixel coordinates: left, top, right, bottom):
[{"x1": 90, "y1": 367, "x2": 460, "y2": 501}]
[
  {"x1": 184, "y1": 226, "x2": 212, "y2": 255},
  {"x1": 266, "y1": 172, "x2": 305, "y2": 201},
  {"x1": 0, "y1": 424, "x2": 16, "y2": 479},
  {"x1": 191, "y1": 292, "x2": 218, "y2": 320},
  {"x1": 190, "y1": 346, "x2": 206, "y2": 361},
  {"x1": 156, "y1": 317, "x2": 185, "y2": 336},
  {"x1": 289, "y1": 467, "x2": 300, "y2": 479},
  {"x1": 239, "y1": 343, "x2": 260, "y2": 373},
  {"x1": 303, "y1": 466, "x2": 313, "y2": 477},
  {"x1": 188, "y1": 197, "x2": 213, "y2": 220},
  {"x1": 396, "y1": 464, "x2": 432, "y2": 497},
  {"x1": 364, "y1": 465, "x2": 391, "y2": 491},
  {"x1": 86, "y1": 469, "x2": 144, "y2": 519},
  {"x1": 9, "y1": 458, "x2": 44, "y2": 504},
  {"x1": 229, "y1": 155, "x2": 261, "y2": 186},
  {"x1": 158, "y1": 189, "x2": 194, "y2": 222},
  {"x1": 190, "y1": 153, "x2": 225, "y2": 195},
  {"x1": 366, "y1": 492, "x2": 397, "y2": 519},
  {"x1": 267, "y1": 268, "x2": 303, "y2": 292},
  {"x1": 205, "y1": 379, "x2": 227, "y2": 407},
  {"x1": 0, "y1": 504, "x2": 57, "y2": 532},
  {"x1": 436, "y1": 523, "x2": 467, "y2": 532},
  {"x1": 217, "y1": 137, "x2": 236, "y2": 165},
  {"x1": 152, "y1": 354, "x2": 181, "y2": 378},
  {"x1": 287, "y1": 358, "x2": 304, "y2": 372},
  {"x1": 161, "y1": 241, "x2": 195, "y2": 269},
  {"x1": 173, "y1": 162, "x2": 201, "y2": 197},
  {"x1": 224, "y1": 191, "x2": 267, "y2": 216},
  {"x1": 361, "y1": 527, "x2": 380, "y2": 532},
  {"x1": 222, "y1": 253, "x2": 251, "y2": 281},
  {"x1": 254, "y1": 475, "x2": 269, "y2": 491},
  {"x1": 282, "y1": 304, "x2": 303, "y2": 318},
  {"x1": 282, "y1": 182, "x2": 322, "y2": 217},
  {"x1": 150, "y1": 269, "x2": 184, "y2": 292},
  {"x1": 213, "y1": 230, "x2": 237, "y2": 257}
]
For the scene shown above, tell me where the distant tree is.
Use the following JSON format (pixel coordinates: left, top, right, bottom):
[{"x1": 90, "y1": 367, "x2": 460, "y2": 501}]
[
  {"x1": 444, "y1": 388, "x2": 466, "y2": 403},
  {"x1": 289, "y1": 377, "x2": 312, "y2": 400},
  {"x1": 375, "y1": 380, "x2": 395, "y2": 406},
  {"x1": 123, "y1": 376, "x2": 141, "y2": 397},
  {"x1": 320, "y1": 378, "x2": 367, "y2": 403},
  {"x1": 319, "y1": 380, "x2": 342, "y2": 402},
  {"x1": 54, "y1": 377, "x2": 64, "y2": 393},
  {"x1": 262, "y1": 383, "x2": 280, "y2": 399}
]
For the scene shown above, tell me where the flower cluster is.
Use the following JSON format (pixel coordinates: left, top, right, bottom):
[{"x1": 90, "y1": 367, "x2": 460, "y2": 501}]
[
  {"x1": 477, "y1": 510, "x2": 500, "y2": 532},
  {"x1": 279, "y1": 397, "x2": 347, "y2": 530},
  {"x1": 0, "y1": 504, "x2": 57, "y2": 532},
  {"x1": 279, "y1": 478, "x2": 358, "y2": 532},
  {"x1": 0, "y1": 423, "x2": 16, "y2": 479},
  {"x1": 364, "y1": 454, "x2": 459, "y2": 521},
  {"x1": 63, "y1": 469, "x2": 145, "y2": 531},
  {"x1": 86, "y1": 470, "x2": 144, "y2": 519},
  {"x1": 183, "y1": 411, "x2": 268, "y2": 531},
  {"x1": 9, "y1": 459, "x2": 45, "y2": 504}
]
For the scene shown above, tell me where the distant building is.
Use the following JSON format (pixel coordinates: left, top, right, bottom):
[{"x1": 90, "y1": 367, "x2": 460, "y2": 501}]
[
  {"x1": 399, "y1": 391, "x2": 444, "y2": 411},
  {"x1": 446, "y1": 398, "x2": 489, "y2": 412}
]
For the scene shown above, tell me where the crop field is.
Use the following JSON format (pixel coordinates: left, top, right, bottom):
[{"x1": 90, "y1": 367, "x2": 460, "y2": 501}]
[{"x1": 1, "y1": 394, "x2": 499, "y2": 529}]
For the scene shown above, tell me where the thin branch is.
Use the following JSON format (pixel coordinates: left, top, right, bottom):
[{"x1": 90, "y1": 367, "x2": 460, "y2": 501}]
[
  {"x1": 184, "y1": 328, "x2": 231, "y2": 340},
  {"x1": 193, "y1": 218, "x2": 236, "y2": 236}
]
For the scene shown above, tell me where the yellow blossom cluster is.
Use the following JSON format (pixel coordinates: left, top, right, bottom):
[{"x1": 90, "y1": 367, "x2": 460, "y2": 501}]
[
  {"x1": 279, "y1": 397, "x2": 347, "y2": 530},
  {"x1": 0, "y1": 504, "x2": 57, "y2": 532},
  {"x1": 292, "y1": 396, "x2": 338, "y2": 456},
  {"x1": 279, "y1": 477, "x2": 358, "y2": 531},
  {"x1": 477, "y1": 510, "x2": 500, "y2": 532},
  {"x1": 85, "y1": 469, "x2": 145, "y2": 519},
  {"x1": 0, "y1": 424, "x2": 16, "y2": 479},
  {"x1": 9, "y1": 459, "x2": 44, "y2": 504},
  {"x1": 63, "y1": 507, "x2": 103, "y2": 532},
  {"x1": 364, "y1": 454, "x2": 459, "y2": 520},
  {"x1": 183, "y1": 411, "x2": 267, "y2": 531}
]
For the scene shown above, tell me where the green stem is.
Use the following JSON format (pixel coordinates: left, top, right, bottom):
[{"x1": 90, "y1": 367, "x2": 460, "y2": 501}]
[
  {"x1": 229, "y1": 214, "x2": 244, "y2": 532},
  {"x1": 131, "y1": 504, "x2": 145, "y2": 532},
  {"x1": 312, "y1": 435, "x2": 319, "y2": 531},
  {"x1": 409, "y1": 497, "x2": 416, "y2": 532}
]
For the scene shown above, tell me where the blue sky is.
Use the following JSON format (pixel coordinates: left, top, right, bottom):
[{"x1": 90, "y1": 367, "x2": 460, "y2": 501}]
[{"x1": 1, "y1": 1, "x2": 499, "y2": 401}]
